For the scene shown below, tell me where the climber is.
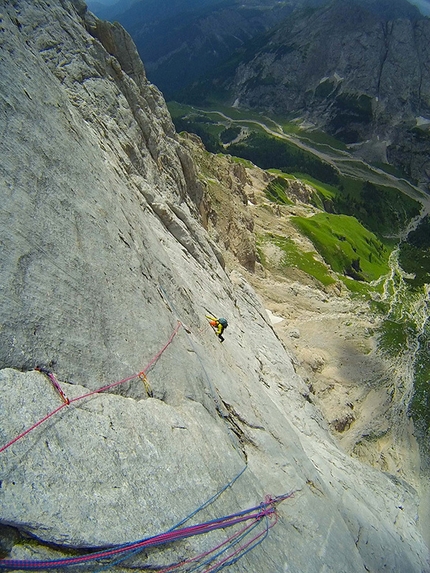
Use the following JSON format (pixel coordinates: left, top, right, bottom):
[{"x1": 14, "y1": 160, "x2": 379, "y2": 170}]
[{"x1": 206, "y1": 314, "x2": 228, "y2": 343}]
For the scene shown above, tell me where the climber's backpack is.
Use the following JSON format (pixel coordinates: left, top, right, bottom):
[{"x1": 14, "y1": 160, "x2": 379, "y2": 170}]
[{"x1": 218, "y1": 317, "x2": 228, "y2": 328}]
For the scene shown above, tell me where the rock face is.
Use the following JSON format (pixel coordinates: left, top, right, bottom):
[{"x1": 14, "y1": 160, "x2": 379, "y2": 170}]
[
  {"x1": 0, "y1": 1, "x2": 429, "y2": 572},
  {"x1": 180, "y1": 133, "x2": 257, "y2": 272}
]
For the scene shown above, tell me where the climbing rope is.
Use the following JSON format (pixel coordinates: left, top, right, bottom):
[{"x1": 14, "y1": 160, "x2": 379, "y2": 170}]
[
  {"x1": 0, "y1": 294, "x2": 292, "y2": 572},
  {"x1": 35, "y1": 368, "x2": 70, "y2": 404},
  {"x1": 0, "y1": 492, "x2": 294, "y2": 571},
  {"x1": 93, "y1": 465, "x2": 248, "y2": 573},
  {"x1": 157, "y1": 512, "x2": 274, "y2": 573},
  {"x1": 0, "y1": 322, "x2": 182, "y2": 454}
]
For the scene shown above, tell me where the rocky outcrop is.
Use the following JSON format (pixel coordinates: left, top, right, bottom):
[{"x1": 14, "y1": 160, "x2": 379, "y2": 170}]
[
  {"x1": 0, "y1": 1, "x2": 429, "y2": 572},
  {"x1": 180, "y1": 133, "x2": 257, "y2": 271}
]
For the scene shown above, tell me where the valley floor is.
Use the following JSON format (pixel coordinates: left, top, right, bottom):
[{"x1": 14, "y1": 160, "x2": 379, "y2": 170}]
[{"x1": 239, "y1": 167, "x2": 430, "y2": 548}]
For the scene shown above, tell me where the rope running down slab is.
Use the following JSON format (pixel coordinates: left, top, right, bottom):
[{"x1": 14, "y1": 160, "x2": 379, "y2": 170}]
[
  {"x1": 0, "y1": 493, "x2": 294, "y2": 571},
  {"x1": 0, "y1": 322, "x2": 182, "y2": 454}
]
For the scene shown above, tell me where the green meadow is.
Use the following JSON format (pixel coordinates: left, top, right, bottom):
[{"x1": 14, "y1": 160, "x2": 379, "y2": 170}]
[
  {"x1": 291, "y1": 213, "x2": 391, "y2": 283},
  {"x1": 258, "y1": 233, "x2": 337, "y2": 287}
]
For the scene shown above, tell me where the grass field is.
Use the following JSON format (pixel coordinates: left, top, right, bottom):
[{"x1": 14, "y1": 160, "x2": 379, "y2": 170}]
[{"x1": 291, "y1": 213, "x2": 391, "y2": 283}]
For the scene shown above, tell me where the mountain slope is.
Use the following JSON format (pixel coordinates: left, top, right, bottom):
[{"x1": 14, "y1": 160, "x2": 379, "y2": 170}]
[
  {"x1": 222, "y1": 0, "x2": 429, "y2": 124},
  {"x1": 91, "y1": 0, "x2": 430, "y2": 186},
  {"x1": 181, "y1": 129, "x2": 430, "y2": 548},
  {"x1": 0, "y1": 1, "x2": 429, "y2": 571},
  {"x1": 97, "y1": 0, "x2": 318, "y2": 98},
  {"x1": 179, "y1": 0, "x2": 430, "y2": 188}
]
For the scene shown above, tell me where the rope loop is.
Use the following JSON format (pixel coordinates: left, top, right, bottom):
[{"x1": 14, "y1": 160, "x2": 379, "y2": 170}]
[{"x1": 0, "y1": 490, "x2": 295, "y2": 571}]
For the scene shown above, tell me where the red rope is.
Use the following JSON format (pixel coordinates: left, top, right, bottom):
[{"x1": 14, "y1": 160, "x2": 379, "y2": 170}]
[
  {"x1": 0, "y1": 511, "x2": 270, "y2": 569},
  {"x1": 0, "y1": 500, "x2": 280, "y2": 570},
  {"x1": 158, "y1": 516, "x2": 267, "y2": 573},
  {"x1": 0, "y1": 322, "x2": 182, "y2": 454},
  {"x1": 0, "y1": 403, "x2": 68, "y2": 454}
]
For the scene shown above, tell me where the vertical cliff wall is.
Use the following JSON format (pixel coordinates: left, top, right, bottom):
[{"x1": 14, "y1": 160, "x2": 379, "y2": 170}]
[{"x1": 0, "y1": 1, "x2": 429, "y2": 571}]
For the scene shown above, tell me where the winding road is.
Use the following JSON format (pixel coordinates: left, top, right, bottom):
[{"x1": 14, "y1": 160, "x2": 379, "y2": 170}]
[{"x1": 194, "y1": 106, "x2": 429, "y2": 208}]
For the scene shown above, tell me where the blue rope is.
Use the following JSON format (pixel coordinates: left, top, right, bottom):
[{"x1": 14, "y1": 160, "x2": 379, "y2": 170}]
[
  {"x1": 216, "y1": 514, "x2": 271, "y2": 572},
  {"x1": 92, "y1": 548, "x2": 141, "y2": 573},
  {"x1": 169, "y1": 465, "x2": 247, "y2": 531},
  {"x1": 92, "y1": 465, "x2": 247, "y2": 573},
  {"x1": 185, "y1": 519, "x2": 263, "y2": 573}
]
